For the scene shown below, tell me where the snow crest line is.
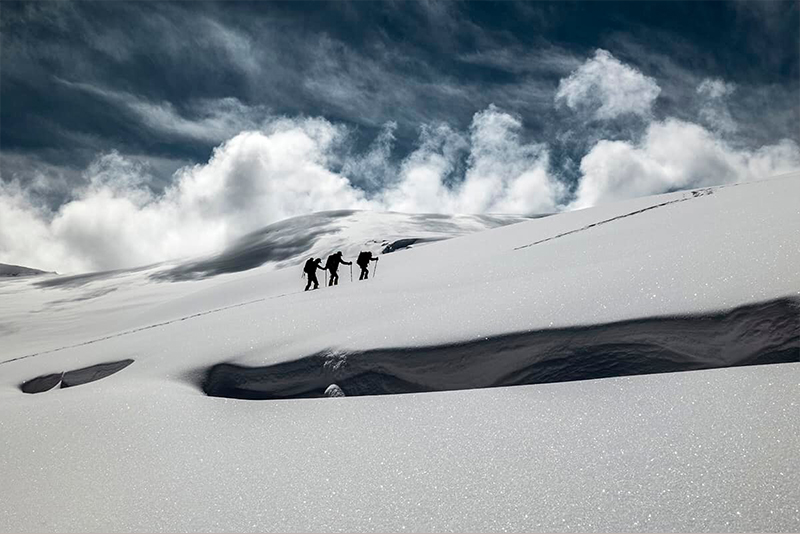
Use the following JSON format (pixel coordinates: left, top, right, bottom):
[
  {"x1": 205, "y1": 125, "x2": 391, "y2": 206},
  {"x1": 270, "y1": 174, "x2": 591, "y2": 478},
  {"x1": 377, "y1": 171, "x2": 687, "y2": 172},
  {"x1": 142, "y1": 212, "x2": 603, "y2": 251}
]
[
  {"x1": 0, "y1": 291, "x2": 299, "y2": 365},
  {"x1": 515, "y1": 189, "x2": 713, "y2": 250},
  {"x1": 201, "y1": 297, "x2": 799, "y2": 400}
]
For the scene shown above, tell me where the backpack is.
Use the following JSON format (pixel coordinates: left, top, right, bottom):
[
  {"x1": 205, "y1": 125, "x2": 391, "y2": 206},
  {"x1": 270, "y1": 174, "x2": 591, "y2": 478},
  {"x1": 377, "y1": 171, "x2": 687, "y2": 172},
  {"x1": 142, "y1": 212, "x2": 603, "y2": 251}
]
[
  {"x1": 357, "y1": 251, "x2": 370, "y2": 266},
  {"x1": 325, "y1": 255, "x2": 336, "y2": 270},
  {"x1": 303, "y1": 258, "x2": 315, "y2": 274}
]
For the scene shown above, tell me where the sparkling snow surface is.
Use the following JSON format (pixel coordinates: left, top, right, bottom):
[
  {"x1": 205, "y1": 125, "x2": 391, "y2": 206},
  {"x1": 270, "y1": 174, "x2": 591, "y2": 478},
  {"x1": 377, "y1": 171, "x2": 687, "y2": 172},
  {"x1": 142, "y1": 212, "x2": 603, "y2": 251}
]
[
  {"x1": 0, "y1": 174, "x2": 799, "y2": 531},
  {"x1": 1, "y1": 365, "x2": 798, "y2": 532}
]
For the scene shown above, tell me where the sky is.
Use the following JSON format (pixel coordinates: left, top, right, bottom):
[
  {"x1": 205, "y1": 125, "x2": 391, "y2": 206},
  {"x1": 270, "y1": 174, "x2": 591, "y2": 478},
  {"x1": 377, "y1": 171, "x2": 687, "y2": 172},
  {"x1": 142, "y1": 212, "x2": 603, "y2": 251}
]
[{"x1": 1, "y1": 0, "x2": 799, "y2": 273}]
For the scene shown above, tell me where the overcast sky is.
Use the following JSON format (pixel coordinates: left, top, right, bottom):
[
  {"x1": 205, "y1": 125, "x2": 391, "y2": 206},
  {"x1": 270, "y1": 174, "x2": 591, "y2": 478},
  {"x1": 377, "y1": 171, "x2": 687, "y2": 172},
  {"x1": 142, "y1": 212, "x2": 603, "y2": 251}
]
[{"x1": 1, "y1": 1, "x2": 799, "y2": 273}]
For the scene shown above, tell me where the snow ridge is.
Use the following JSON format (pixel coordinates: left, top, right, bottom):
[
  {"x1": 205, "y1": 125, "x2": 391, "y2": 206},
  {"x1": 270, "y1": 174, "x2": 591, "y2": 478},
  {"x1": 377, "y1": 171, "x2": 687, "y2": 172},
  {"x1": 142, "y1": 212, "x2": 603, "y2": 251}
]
[{"x1": 201, "y1": 297, "x2": 799, "y2": 400}]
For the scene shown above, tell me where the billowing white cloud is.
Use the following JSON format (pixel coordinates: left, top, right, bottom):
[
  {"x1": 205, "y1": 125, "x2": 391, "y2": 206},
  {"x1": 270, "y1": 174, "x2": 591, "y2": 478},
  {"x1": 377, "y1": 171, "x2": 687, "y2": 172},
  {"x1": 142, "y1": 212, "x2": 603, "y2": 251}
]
[
  {"x1": 0, "y1": 107, "x2": 567, "y2": 273},
  {"x1": 4, "y1": 67, "x2": 798, "y2": 274},
  {"x1": 382, "y1": 105, "x2": 565, "y2": 214},
  {"x1": 380, "y1": 123, "x2": 468, "y2": 213},
  {"x1": 0, "y1": 182, "x2": 82, "y2": 273},
  {"x1": 571, "y1": 118, "x2": 800, "y2": 209},
  {"x1": 555, "y1": 49, "x2": 661, "y2": 120},
  {"x1": 1, "y1": 119, "x2": 371, "y2": 272}
]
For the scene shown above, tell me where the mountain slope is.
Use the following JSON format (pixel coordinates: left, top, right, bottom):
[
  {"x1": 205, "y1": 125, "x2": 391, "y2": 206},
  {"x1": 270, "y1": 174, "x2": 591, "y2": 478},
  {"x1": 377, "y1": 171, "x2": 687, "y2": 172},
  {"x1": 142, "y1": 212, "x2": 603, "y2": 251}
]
[
  {"x1": 0, "y1": 211, "x2": 530, "y2": 359},
  {"x1": 0, "y1": 263, "x2": 51, "y2": 277},
  {"x1": 0, "y1": 174, "x2": 798, "y2": 532}
]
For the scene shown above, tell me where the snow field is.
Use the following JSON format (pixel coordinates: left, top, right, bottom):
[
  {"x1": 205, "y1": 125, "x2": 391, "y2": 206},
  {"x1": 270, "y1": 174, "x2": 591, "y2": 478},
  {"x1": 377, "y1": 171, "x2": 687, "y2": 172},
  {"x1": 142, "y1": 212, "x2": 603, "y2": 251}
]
[{"x1": 0, "y1": 173, "x2": 798, "y2": 531}]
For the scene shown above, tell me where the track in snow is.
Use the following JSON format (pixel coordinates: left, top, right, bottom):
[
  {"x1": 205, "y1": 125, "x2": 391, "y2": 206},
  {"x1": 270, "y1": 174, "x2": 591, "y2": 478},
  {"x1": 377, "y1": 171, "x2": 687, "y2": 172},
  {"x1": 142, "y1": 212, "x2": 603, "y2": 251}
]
[
  {"x1": 515, "y1": 188, "x2": 714, "y2": 250},
  {"x1": 0, "y1": 291, "x2": 300, "y2": 365}
]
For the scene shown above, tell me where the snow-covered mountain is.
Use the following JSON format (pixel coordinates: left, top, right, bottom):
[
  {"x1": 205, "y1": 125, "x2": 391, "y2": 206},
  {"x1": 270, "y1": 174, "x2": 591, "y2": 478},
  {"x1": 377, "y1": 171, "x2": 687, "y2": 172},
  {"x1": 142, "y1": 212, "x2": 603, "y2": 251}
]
[
  {"x1": 0, "y1": 174, "x2": 798, "y2": 532},
  {"x1": 156, "y1": 210, "x2": 534, "y2": 281},
  {"x1": 0, "y1": 262, "x2": 51, "y2": 278},
  {"x1": 0, "y1": 211, "x2": 531, "y2": 360}
]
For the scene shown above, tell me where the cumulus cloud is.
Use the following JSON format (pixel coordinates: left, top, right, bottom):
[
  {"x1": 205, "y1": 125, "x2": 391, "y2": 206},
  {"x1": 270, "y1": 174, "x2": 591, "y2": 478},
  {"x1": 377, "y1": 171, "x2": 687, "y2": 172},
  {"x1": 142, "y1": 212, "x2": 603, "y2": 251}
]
[
  {"x1": 382, "y1": 105, "x2": 564, "y2": 214},
  {"x1": 555, "y1": 54, "x2": 800, "y2": 210},
  {"x1": 6, "y1": 92, "x2": 797, "y2": 273},
  {"x1": 0, "y1": 182, "x2": 82, "y2": 273},
  {"x1": 4, "y1": 46, "x2": 798, "y2": 275},
  {"x1": 571, "y1": 118, "x2": 800, "y2": 209},
  {"x1": 555, "y1": 49, "x2": 661, "y2": 120},
  {"x1": 380, "y1": 123, "x2": 468, "y2": 213},
  {"x1": 1, "y1": 119, "x2": 371, "y2": 272},
  {"x1": 0, "y1": 106, "x2": 568, "y2": 273}
]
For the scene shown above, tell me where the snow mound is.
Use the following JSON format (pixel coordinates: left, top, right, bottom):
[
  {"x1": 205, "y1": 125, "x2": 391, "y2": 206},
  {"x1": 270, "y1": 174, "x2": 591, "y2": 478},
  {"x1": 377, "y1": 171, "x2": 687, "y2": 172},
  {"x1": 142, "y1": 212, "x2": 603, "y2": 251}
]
[
  {"x1": 154, "y1": 210, "x2": 531, "y2": 281},
  {"x1": 0, "y1": 262, "x2": 51, "y2": 277}
]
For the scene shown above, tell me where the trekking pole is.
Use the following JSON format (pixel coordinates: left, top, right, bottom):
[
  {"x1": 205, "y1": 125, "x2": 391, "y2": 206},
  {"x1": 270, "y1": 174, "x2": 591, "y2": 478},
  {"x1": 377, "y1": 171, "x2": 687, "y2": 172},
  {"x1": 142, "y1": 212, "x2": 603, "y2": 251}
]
[
  {"x1": 325, "y1": 270, "x2": 328, "y2": 286},
  {"x1": 350, "y1": 264, "x2": 353, "y2": 282},
  {"x1": 373, "y1": 258, "x2": 378, "y2": 278}
]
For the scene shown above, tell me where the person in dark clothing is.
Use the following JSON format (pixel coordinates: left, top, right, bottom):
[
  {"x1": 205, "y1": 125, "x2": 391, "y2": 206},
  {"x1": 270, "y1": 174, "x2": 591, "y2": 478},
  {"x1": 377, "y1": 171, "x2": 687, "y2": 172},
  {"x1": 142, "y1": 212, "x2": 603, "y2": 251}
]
[
  {"x1": 324, "y1": 251, "x2": 351, "y2": 286},
  {"x1": 303, "y1": 257, "x2": 324, "y2": 291},
  {"x1": 356, "y1": 251, "x2": 379, "y2": 280}
]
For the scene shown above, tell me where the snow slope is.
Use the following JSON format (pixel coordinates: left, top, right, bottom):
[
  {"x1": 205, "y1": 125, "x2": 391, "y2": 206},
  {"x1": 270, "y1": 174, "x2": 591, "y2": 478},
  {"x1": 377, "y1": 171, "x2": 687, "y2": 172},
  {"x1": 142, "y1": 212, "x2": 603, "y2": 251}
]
[
  {"x1": 0, "y1": 263, "x2": 50, "y2": 278},
  {"x1": 2, "y1": 364, "x2": 798, "y2": 532},
  {"x1": 0, "y1": 174, "x2": 798, "y2": 531},
  {"x1": 0, "y1": 211, "x2": 528, "y2": 360}
]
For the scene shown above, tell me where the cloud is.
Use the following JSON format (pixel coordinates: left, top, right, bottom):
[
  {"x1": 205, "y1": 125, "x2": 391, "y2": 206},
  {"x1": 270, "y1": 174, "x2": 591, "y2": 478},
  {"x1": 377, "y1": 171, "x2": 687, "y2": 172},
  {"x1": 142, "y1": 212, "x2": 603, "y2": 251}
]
[
  {"x1": 4, "y1": 49, "x2": 799, "y2": 275},
  {"x1": 458, "y1": 45, "x2": 583, "y2": 76},
  {"x1": 697, "y1": 78, "x2": 736, "y2": 99},
  {"x1": 55, "y1": 78, "x2": 272, "y2": 144},
  {"x1": 553, "y1": 52, "x2": 800, "y2": 210},
  {"x1": 380, "y1": 123, "x2": 469, "y2": 214},
  {"x1": 340, "y1": 121, "x2": 399, "y2": 192},
  {"x1": 696, "y1": 78, "x2": 738, "y2": 134},
  {"x1": 555, "y1": 49, "x2": 661, "y2": 120},
  {"x1": 0, "y1": 106, "x2": 572, "y2": 273},
  {"x1": 382, "y1": 105, "x2": 565, "y2": 214},
  {"x1": 0, "y1": 182, "x2": 82, "y2": 273},
  {"x1": 1, "y1": 119, "x2": 370, "y2": 272},
  {"x1": 571, "y1": 118, "x2": 800, "y2": 209}
]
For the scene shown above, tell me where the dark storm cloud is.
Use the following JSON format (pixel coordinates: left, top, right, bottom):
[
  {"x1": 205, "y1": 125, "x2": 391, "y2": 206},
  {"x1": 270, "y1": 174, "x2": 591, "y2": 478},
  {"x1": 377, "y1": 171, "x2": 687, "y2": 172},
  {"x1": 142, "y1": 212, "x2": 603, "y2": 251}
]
[
  {"x1": 0, "y1": 1, "x2": 581, "y2": 189},
  {"x1": 3, "y1": 1, "x2": 797, "y2": 187}
]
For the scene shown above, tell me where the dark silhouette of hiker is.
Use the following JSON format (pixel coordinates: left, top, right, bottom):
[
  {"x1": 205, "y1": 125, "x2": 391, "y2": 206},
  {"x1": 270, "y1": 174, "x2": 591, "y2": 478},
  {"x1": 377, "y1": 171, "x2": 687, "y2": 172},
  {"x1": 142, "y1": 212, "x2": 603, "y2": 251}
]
[
  {"x1": 324, "y1": 251, "x2": 351, "y2": 286},
  {"x1": 356, "y1": 251, "x2": 378, "y2": 280},
  {"x1": 303, "y1": 257, "x2": 324, "y2": 291}
]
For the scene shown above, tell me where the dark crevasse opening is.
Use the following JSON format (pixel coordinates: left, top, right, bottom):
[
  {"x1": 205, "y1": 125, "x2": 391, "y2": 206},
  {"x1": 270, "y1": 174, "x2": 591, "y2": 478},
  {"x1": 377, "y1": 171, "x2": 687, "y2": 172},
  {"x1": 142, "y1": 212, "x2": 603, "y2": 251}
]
[
  {"x1": 20, "y1": 360, "x2": 134, "y2": 394},
  {"x1": 201, "y1": 298, "x2": 800, "y2": 400}
]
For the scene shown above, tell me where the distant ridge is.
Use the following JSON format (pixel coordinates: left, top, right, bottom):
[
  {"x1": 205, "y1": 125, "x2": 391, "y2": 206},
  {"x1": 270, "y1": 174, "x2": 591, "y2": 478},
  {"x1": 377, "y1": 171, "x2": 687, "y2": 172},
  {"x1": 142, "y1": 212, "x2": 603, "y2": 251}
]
[{"x1": 0, "y1": 263, "x2": 53, "y2": 278}]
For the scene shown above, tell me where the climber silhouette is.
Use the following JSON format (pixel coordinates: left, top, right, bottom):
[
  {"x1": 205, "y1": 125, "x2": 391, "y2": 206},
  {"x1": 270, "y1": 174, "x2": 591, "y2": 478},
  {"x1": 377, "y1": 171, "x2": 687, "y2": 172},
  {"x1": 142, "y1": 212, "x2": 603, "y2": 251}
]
[
  {"x1": 303, "y1": 257, "x2": 324, "y2": 291},
  {"x1": 324, "y1": 251, "x2": 351, "y2": 286},
  {"x1": 356, "y1": 251, "x2": 379, "y2": 280}
]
